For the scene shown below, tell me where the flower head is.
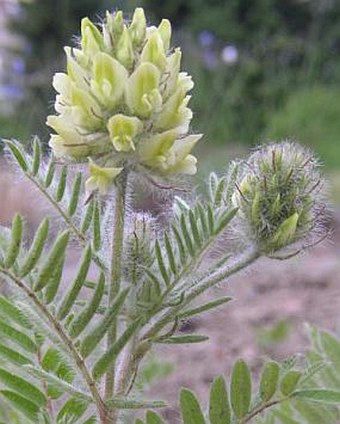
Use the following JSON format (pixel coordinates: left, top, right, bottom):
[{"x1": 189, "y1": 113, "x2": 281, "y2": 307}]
[
  {"x1": 232, "y1": 141, "x2": 327, "y2": 254},
  {"x1": 47, "y1": 8, "x2": 201, "y2": 193}
]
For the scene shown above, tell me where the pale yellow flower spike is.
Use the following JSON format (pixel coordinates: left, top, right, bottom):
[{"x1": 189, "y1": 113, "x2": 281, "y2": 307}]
[{"x1": 47, "y1": 8, "x2": 202, "y2": 194}]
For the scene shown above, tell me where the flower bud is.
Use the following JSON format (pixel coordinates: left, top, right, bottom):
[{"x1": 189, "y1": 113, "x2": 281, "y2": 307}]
[
  {"x1": 46, "y1": 8, "x2": 201, "y2": 193},
  {"x1": 232, "y1": 142, "x2": 327, "y2": 253}
]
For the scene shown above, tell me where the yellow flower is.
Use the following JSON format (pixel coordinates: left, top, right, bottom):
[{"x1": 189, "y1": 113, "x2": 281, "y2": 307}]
[
  {"x1": 107, "y1": 114, "x2": 142, "y2": 152},
  {"x1": 85, "y1": 159, "x2": 123, "y2": 195},
  {"x1": 47, "y1": 7, "x2": 201, "y2": 193}
]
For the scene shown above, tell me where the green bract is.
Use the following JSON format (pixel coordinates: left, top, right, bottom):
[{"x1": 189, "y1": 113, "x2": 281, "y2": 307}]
[
  {"x1": 46, "y1": 8, "x2": 202, "y2": 194},
  {"x1": 232, "y1": 142, "x2": 326, "y2": 253}
]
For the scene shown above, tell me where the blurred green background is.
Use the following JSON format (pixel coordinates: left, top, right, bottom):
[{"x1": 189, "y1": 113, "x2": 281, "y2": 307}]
[{"x1": 1, "y1": 0, "x2": 340, "y2": 171}]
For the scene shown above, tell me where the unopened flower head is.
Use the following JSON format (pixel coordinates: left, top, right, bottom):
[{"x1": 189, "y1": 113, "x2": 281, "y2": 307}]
[
  {"x1": 232, "y1": 141, "x2": 327, "y2": 254},
  {"x1": 46, "y1": 8, "x2": 202, "y2": 194}
]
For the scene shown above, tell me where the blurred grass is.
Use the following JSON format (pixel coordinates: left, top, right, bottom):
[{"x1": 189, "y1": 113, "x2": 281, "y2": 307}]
[{"x1": 264, "y1": 85, "x2": 340, "y2": 170}]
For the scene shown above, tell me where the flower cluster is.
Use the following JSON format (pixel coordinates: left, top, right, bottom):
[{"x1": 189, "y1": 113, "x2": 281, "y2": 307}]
[
  {"x1": 47, "y1": 8, "x2": 201, "y2": 193},
  {"x1": 232, "y1": 142, "x2": 327, "y2": 253}
]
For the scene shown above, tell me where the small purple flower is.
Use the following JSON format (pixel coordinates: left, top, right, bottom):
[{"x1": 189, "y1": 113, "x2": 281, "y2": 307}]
[
  {"x1": 11, "y1": 58, "x2": 25, "y2": 74},
  {"x1": 221, "y1": 45, "x2": 239, "y2": 65},
  {"x1": 198, "y1": 30, "x2": 215, "y2": 48},
  {"x1": 0, "y1": 84, "x2": 23, "y2": 100}
]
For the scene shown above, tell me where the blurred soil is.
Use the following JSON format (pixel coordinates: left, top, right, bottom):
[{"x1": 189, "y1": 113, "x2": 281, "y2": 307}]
[
  {"x1": 1, "y1": 163, "x2": 340, "y2": 423},
  {"x1": 148, "y1": 241, "x2": 340, "y2": 423}
]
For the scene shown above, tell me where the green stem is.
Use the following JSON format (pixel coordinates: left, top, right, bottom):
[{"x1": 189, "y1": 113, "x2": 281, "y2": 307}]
[
  {"x1": 104, "y1": 171, "x2": 128, "y2": 406},
  {"x1": 0, "y1": 268, "x2": 106, "y2": 421},
  {"x1": 242, "y1": 397, "x2": 288, "y2": 423}
]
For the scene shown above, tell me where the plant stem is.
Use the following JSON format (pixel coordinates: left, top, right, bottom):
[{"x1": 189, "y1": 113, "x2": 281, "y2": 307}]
[
  {"x1": 0, "y1": 268, "x2": 107, "y2": 421},
  {"x1": 242, "y1": 397, "x2": 288, "y2": 423},
  {"x1": 105, "y1": 171, "x2": 128, "y2": 407}
]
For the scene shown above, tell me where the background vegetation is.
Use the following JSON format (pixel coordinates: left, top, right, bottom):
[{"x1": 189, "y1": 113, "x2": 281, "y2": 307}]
[{"x1": 2, "y1": 0, "x2": 340, "y2": 170}]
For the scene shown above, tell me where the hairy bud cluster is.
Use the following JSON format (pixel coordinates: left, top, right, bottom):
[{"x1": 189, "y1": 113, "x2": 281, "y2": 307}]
[
  {"x1": 232, "y1": 142, "x2": 327, "y2": 253},
  {"x1": 46, "y1": 8, "x2": 201, "y2": 194},
  {"x1": 124, "y1": 213, "x2": 160, "y2": 319}
]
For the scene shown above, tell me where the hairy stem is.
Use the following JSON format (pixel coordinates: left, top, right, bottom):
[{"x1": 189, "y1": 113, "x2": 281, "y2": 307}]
[
  {"x1": 105, "y1": 171, "x2": 128, "y2": 408},
  {"x1": 0, "y1": 268, "x2": 107, "y2": 421},
  {"x1": 242, "y1": 397, "x2": 288, "y2": 423}
]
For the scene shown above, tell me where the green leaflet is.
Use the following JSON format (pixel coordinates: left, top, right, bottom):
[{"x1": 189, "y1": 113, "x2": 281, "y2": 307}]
[
  {"x1": 293, "y1": 399, "x2": 334, "y2": 424},
  {"x1": 19, "y1": 218, "x2": 49, "y2": 277},
  {"x1": 106, "y1": 398, "x2": 166, "y2": 410},
  {"x1": 197, "y1": 203, "x2": 208, "y2": 238},
  {"x1": 230, "y1": 359, "x2": 251, "y2": 419},
  {"x1": 214, "y1": 175, "x2": 226, "y2": 206},
  {"x1": 0, "y1": 343, "x2": 32, "y2": 366},
  {"x1": 34, "y1": 230, "x2": 70, "y2": 291},
  {"x1": 41, "y1": 347, "x2": 75, "y2": 400},
  {"x1": 5, "y1": 140, "x2": 28, "y2": 172},
  {"x1": 4, "y1": 214, "x2": 23, "y2": 269},
  {"x1": 293, "y1": 389, "x2": 340, "y2": 404},
  {"x1": 180, "y1": 214, "x2": 194, "y2": 256},
  {"x1": 43, "y1": 254, "x2": 65, "y2": 304},
  {"x1": 57, "y1": 245, "x2": 92, "y2": 320},
  {"x1": 172, "y1": 224, "x2": 187, "y2": 266},
  {"x1": 155, "y1": 239, "x2": 169, "y2": 286},
  {"x1": 180, "y1": 388, "x2": 205, "y2": 424},
  {"x1": 80, "y1": 288, "x2": 129, "y2": 358},
  {"x1": 0, "y1": 368, "x2": 46, "y2": 407},
  {"x1": 92, "y1": 318, "x2": 141, "y2": 380},
  {"x1": 189, "y1": 210, "x2": 201, "y2": 247},
  {"x1": 68, "y1": 272, "x2": 105, "y2": 338},
  {"x1": 55, "y1": 165, "x2": 67, "y2": 202},
  {"x1": 207, "y1": 204, "x2": 214, "y2": 235},
  {"x1": 320, "y1": 330, "x2": 340, "y2": 376},
  {"x1": 164, "y1": 231, "x2": 176, "y2": 275},
  {"x1": 209, "y1": 376, "x2": 230, "y2": 424},
  {"x1": 145, "y1": 411, "x2": 166, "y2": 424},
  {"x1": 56, "y1": 398, "x2": 88, "y2": 424},
  {"x1": 81, "y1": 197, "x2": 95, "y2": 234},
  {"x1": 214, "y1": 207, "x2": 238, "y2": 234},
  {"x1": 280, "y1": 371, "x2": 302, "y2": 396},
  {"x1": 31, "y1": 136, "x2": 41, "y2": 176},
  {"x1": 93, "y1": 200, "x2": 101, "y2": 251},
  {"x1": 259, "y1": 361, "x2": 280, "y2": 402},
  {"x1": 178, "y1": 297, "x2": 232, "y2": 319},
  {"x1": 68, "y1": 172, "x2": 82, "y2": 217},
  {"x1": 24, "y1": 365, "x2": 91, "y2": 403},
  {"x1": 0, "y1": 318, "x2": 37, "y2": 353},
  {"x1": 155, "y1": 335, "x2": 209, "y2": 344},
  {"x1": 0, "y1": 296, "x2": 31, "y2": 329},
  {"x1": 45, "y1": 156, "x2": 56, "y2": 188},
  {"x1": 83, "y1": 417, "x2": 97, "y2": 424},
  {"x1": 209, "y1": 172, "x2": 219, "y2": 203},
  {"x1": 0, "y1": 390, "x2": 40, "y2": 423}
]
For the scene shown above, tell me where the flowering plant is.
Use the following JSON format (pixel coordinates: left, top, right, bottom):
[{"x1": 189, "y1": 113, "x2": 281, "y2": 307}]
[{"x1": 0, "y1": 7, "x2": 336, "y2": 424}]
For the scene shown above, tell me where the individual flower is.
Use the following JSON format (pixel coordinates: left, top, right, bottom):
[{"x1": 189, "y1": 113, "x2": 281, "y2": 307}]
[
  {"x1": 231, "y1": 141, "x2": 327, "y2": 254},
  {"x1": 85, "y1": 159, "x2": 123, "y2": 195},
  {"x1": 221, "y1": 45, "x2": 239, "y2": 65},
  {"x1": 46, "y1": 8, "x2": 202, "y2": 193}
]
